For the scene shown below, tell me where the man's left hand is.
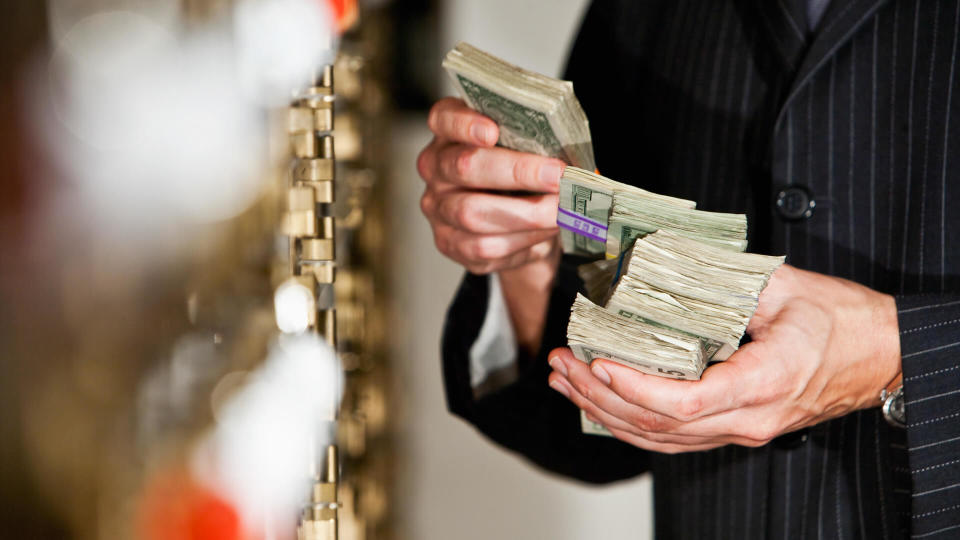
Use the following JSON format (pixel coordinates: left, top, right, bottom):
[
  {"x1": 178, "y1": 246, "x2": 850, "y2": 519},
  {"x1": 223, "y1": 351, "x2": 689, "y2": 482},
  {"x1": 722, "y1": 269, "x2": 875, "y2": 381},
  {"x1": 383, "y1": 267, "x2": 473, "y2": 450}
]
[{"x1": 546, "y1": 264, "x2": 902, "y2": 453}]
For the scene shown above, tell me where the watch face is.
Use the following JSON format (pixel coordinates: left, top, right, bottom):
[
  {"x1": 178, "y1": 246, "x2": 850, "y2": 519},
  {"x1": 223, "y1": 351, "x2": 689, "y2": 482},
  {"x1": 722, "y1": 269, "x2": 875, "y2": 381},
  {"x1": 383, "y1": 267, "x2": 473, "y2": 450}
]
[
  {"x1": 891, "y1": 393, "x2": 906, "y2": 423},
  {"x1": 883, "y1": 387, "x2": 906, "y2": 428}
]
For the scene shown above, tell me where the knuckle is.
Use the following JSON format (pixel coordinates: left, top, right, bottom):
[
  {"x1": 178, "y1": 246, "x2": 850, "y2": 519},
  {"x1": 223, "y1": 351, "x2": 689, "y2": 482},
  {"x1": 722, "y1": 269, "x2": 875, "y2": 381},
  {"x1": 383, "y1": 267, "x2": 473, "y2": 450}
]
[
  {"x1": 676, "y1": 394, "x2": 705, "y2": 421},
  {"x1": 416, "y1": 148, "x2": 434, "y2": 181},
  {"x1": 741, "y1": 420, "x2": 778, "y2": 443},
  {"x1": 462, "y1": 238, "x2": 483, "y2": 261},
  {"x1": 570, "y1": 379, "x2": 593, "y2": 403},
  {"x1": 455, "y1": 148, "x2": 474, "y2": 180},
  {"x1": 419, "y1": 190, "x2": 434, "y2": 217},
  {"x1": 512, "y1": 157, "x2": 537, "y2": 187},
  {"x1": 452, "y1": 115, "x2": 472, "y2": 140},
  {"x1": 473, "y1": 237, "x2": 501, "y2": 260},
  {"x1": 631, "y1": 410, "x2": 666, "y2": 432},
  {"x1": 455, "y1": 198, "x2": 481, "y2": 232},
  {"x1": 744, "y1": 383, "x2": 782, "y2": 408}
]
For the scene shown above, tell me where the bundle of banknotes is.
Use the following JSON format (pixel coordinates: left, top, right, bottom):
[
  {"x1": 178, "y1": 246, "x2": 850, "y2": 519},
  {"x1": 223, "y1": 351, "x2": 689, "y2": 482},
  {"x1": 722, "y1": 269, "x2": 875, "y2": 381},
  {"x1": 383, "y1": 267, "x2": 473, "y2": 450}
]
[
  {"x1": 571, "y1": 232, "x2": 783, "y2": 435},
  {"x1": 441, "y1": 42, "x2": 786, "y2": 436},
  {"x1": 442, "y1": 41, "x2": 596, "y2": 171},
  {"x1": 442, "y1": 42, "x2": 748, "y2": 257},
  {"x1": 558, "y1": 167, "x2": 749, "y2": 257},
  {"x1": 571, "y1": 230, "x2": 784, "y2": 381}
]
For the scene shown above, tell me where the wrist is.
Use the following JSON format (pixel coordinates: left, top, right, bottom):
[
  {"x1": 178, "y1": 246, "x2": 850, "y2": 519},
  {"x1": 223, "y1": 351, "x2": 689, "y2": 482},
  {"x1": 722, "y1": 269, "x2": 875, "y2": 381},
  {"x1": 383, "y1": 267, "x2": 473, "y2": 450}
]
[
  {"x1": 498, "y1": 240, "x2": 561, "y2": 354},
  {"x1": 873, "y1": 292, "x2": 902, "y2": 393}
]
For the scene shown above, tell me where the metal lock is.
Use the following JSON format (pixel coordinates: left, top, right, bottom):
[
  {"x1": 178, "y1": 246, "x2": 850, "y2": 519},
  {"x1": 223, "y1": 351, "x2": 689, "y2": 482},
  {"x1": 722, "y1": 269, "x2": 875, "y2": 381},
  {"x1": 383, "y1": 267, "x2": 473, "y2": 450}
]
[
  {"x1": 283, "y1": 211, "x2": 317, "y2": 236},
  {"x1": 294, "y1": 157, "x2": 335, "y2": 183},
  {"x1": 293, "y1": 133, "x2": 335, "y2": 160},
  {"x1": 300, "y1": 238, "x2": 335, "y2": 262},
  {"x1": 289, "y1": 105, "x2": 334, "y2": 134}
]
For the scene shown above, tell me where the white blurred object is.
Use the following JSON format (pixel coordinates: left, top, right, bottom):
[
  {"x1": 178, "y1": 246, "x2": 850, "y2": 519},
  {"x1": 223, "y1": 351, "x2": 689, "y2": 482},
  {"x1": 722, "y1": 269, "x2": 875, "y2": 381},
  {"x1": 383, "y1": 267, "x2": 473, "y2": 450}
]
[
  {"x1": 33, "y1": 0, "x2": 336, "y2": 237},
  {"x1": 235, "y1": 0, "x2": 337, "y2": 106},
  {"x1": 192, "y1": 335, "x2": 343, "y2": 534},
  {"x1": 274, "y1": 279, "x2": 316, "y2": 334}
]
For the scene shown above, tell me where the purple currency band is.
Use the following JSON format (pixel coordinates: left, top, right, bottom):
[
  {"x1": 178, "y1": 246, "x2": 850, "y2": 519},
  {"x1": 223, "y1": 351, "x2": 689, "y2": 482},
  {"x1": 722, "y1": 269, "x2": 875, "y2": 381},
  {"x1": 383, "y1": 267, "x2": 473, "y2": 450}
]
[{"x1": 556, "y1": 207, "x2": 607, "y2": 243}]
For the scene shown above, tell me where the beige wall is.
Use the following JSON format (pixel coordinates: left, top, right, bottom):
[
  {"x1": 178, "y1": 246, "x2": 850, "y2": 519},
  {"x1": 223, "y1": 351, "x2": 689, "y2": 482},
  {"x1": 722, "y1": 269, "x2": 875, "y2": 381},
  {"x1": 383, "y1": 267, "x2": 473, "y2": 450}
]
[{"x1": 389, "y1": 2, "x2": 654, "y2": 538}]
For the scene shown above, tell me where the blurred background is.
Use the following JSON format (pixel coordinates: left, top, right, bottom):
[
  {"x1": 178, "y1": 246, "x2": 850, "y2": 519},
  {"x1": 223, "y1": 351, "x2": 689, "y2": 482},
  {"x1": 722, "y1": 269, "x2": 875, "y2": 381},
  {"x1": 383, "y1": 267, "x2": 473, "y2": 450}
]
[{"x1": 0, "y1": 1, "x2": 652, "y2": 539}]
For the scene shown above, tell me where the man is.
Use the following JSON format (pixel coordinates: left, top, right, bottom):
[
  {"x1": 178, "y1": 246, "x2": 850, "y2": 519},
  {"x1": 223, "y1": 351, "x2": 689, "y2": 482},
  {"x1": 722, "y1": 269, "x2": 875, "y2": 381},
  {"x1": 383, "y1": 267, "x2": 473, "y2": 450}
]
[{"x1": 417, "y1": 1, "x2": 960, "y2": 538}]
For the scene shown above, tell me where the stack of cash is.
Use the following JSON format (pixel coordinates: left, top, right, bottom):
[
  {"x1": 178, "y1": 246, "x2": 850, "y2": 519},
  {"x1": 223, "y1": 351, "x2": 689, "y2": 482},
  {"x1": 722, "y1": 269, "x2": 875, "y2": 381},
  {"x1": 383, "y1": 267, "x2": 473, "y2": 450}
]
[
  {"x1": 440, "y1": 44, "x2": 747, "y2": 259},
  {"x1": 442, "y1": 42, "x2": 596, "y2": 171},
  {"x1": 569, "y1": 230, "x2": 784, "y2": 381},
  {"x1": 558, "y1": 167, "x2": 748, "y2": 257},
  {"x1": 439, "y1": 44, "x2": 785, "y2": 437}
]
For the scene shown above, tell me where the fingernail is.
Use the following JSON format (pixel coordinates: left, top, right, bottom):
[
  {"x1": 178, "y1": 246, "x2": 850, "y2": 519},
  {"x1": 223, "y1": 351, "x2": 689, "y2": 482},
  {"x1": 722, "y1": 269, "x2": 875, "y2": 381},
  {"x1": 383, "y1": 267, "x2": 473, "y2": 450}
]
[
  {"x1": 471, "y1": 124, "x2": 495, "y2": 145},
  {"x1": 549, "y1": 380, "x2": 570, "y2": 398},
  {"x1": 540, "y1": 162, "x2": 563, "y2": 190},
  {"x1": 591, "y1": 363, "x2": 611, "y2": 386},
  {"x1": 585, "y1": 412, "x2": 600, "y2": 423},
  {"x1": 548, "y1": 355, "x2": 568, "y2": 377}
]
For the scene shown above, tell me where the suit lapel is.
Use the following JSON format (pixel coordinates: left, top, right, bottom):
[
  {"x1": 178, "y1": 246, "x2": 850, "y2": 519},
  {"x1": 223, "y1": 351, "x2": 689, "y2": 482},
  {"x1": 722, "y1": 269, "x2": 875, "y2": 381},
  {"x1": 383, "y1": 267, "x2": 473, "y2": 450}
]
[
  {"x1": 773, "y1": 0, "x2": 891, "y2": 132},
  {"x1": 743, "y1": 0, "x2": 810, "y2": 71}
]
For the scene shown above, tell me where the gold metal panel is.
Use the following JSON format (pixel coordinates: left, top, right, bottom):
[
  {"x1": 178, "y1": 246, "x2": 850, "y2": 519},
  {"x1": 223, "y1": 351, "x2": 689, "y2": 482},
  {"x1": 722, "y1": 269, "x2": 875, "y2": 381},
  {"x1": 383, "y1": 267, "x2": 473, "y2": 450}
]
[
  {"x1": 300, "y1": 180, "x2": 335, "y2": 204},
  {"x1": 293, "y1": 133, "x2": 335, "y2": 159},
  {"x1": 295, "y1": 158, "x2": 335, "y2": 183},
  {"x1": 289, "y1": 186, "x2": 318, "y2": 211},
  {"x1": 290, "y1": 106, "x2": 334, "y2": 133},
  {"x1": 282, "y1": 211, "x2": 317, "y2": 236},
  {"x1": 301, "y1": 238, "x2": 335, "y2": 262}
]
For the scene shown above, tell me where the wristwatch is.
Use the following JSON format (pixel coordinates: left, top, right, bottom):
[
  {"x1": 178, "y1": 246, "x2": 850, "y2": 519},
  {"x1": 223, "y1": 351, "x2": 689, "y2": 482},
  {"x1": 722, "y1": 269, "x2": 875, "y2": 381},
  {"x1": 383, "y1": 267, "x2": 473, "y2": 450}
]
[{"x1": 881, "y1": 385, "x2": 906, "y2": 428}]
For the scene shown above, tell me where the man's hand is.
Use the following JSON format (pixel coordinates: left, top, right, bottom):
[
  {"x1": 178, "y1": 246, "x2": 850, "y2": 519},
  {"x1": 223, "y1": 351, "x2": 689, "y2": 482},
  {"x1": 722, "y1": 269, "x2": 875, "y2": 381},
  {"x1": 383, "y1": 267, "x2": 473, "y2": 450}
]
[
  {"x1": 417, "y1": 97, "x2": 566, "y2": 274},
  {"x1": 545, "y1": 264, "x2": 903, "y2": 453},
  {"x1": 417, "y1": 98, "x2": 566, "y2": 352}
]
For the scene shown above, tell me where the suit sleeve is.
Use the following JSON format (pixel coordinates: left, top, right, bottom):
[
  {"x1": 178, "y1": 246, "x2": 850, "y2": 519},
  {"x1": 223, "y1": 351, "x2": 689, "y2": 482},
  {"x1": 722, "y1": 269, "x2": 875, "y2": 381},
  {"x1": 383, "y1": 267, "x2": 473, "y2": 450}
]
[
  {"x1": 441, "y1": 258, "x2": 649, "y2": 484},
  {"x1": 895, "y1": 293, "x2": 960, "y2": 530}
]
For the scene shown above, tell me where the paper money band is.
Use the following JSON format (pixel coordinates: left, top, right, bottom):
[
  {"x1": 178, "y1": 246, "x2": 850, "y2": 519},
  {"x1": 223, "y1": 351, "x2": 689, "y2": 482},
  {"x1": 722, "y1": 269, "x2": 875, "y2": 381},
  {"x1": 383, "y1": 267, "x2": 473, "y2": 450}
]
[{"x1": 557, "y1": 208, "x2": 607, "y2": 243}]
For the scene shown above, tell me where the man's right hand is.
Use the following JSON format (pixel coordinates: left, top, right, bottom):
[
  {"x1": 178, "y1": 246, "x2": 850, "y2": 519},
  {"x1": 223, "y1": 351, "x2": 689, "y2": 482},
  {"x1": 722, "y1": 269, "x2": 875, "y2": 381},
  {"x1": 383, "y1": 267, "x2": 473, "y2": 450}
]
[
  {"x1": 416, "y1": 98, "x2": 566, "y2": 275},
  {"x1": 417, "y1": 97, "x2": 567, "y2": 353}
]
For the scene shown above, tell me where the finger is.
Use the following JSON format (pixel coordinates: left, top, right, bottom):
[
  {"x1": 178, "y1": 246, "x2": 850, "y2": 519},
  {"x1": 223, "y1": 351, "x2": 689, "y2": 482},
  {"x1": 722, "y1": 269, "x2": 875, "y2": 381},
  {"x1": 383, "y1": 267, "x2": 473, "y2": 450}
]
[
  {"x1": 432, "y1": 225, "x2": 558, "y2": 273},
  {"x1": 582, "y1": 351, "x2": 754, "y2": 422},
  {"x1": 427, "y1": 97, "x2": 499, "y2": 146},
  {"x1": 434, "y1": 223, "x2": 558, "y2": 262},
  {"x1": 547, "y1": 372, "x2": 715, "y2": 446},
  {"x1": 604, "y1": 425, "x2": 727, "y2": 454},
  {"x1": 433, "y1": 188, "x2": 559, "y2": 233},
  {"x1": 436, "y1": 143, "x2": 565, "y2": 193},
  {"x1": 556, "y1": 349, "x2": 686, "y2": 434},
  {"x1": 548, "y1": 348, "x2": 768, "y2": 445},
  {"x1": 553, "y1": 371, "x2": 770, "y2": 447},
  {"x1": 550, "y1": 371, "x2": 669, "y2": 437},
  {"x1": 416, "y1": 136, "x2": 444, "y2": 184},
  {"x1": 630, "y1": 404, "x2": 783, "y2": 446}
]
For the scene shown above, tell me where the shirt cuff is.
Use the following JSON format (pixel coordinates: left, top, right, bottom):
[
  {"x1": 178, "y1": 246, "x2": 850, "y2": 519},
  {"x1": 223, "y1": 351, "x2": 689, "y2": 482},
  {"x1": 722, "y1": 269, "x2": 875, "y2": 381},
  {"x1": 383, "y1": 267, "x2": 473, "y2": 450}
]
[{"x1": 468, "y1": 273, "x2": 519, "y2": 397}]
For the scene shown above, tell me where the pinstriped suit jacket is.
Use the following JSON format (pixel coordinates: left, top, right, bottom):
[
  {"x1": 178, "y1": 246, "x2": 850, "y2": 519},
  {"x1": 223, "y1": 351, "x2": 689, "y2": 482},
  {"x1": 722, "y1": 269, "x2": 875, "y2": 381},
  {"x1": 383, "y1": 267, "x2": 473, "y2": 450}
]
[{"x1": 441, "y1": 1, "x2": 960, "y2": 537}]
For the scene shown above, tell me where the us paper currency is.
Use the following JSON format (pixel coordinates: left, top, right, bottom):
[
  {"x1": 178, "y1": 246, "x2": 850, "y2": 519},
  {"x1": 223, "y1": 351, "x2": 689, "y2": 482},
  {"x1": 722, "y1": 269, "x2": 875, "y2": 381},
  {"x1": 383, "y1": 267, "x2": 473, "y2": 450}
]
[
  {"x1": 442, "y1": 42, "x2": 596, "y2": 171},
  {"x1": 581, "y1": 411, "x2": 612, "y2": 436},
  {"x1": 557, "y1": 167, "x2": 748, "y2": 257},
  {"x1": 442, "y1": 44, "x2": 749, "y2": 258},
  {"x1": 569, "y1": 231, "x2": 784, "y2": 436}
]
